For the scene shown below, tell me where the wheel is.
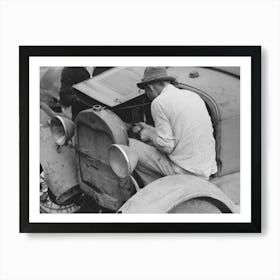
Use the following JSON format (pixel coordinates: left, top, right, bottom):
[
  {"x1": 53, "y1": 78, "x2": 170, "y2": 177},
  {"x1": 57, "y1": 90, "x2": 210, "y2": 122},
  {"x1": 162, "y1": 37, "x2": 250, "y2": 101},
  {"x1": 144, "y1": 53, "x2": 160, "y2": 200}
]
[
  {"x1": 40, "y1": 168, "x2": 83, "y2": 213},
  {"x1": 40, "y1": 167, "x2": 107, "y2": 213}
]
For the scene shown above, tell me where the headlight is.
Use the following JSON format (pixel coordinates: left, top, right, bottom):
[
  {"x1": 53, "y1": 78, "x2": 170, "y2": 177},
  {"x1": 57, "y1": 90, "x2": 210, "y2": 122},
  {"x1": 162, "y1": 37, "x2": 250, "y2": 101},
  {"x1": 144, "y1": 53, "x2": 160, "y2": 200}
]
[
  {"x1": 108, "y1": 144, "x2": 138, "y2": 178},
  {"x1": 50, "y1": 116, "x2": 75, "y2": 146}
]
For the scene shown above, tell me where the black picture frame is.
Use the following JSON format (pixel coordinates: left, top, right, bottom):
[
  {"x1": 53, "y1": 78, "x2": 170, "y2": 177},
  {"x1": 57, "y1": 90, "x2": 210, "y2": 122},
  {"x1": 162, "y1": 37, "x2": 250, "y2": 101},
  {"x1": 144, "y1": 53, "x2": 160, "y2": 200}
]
[{"x1": 20, "y1": 46, "x2": 261, "y2": 233}]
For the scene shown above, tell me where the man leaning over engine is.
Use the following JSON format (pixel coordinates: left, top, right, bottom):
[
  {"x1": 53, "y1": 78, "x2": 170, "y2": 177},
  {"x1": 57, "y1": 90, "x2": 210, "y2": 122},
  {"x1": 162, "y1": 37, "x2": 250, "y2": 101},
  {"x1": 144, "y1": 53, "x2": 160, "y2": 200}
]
[{"x1": 130, "y1": 67, "x2": 217, "y2": 185}]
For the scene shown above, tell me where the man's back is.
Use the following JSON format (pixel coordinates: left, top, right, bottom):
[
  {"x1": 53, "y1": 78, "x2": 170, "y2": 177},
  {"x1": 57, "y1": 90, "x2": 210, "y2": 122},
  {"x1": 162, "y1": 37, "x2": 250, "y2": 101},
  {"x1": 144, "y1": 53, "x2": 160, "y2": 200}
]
[{"x1": 151, "y1": 84, "x2": 217, "y2": 178}]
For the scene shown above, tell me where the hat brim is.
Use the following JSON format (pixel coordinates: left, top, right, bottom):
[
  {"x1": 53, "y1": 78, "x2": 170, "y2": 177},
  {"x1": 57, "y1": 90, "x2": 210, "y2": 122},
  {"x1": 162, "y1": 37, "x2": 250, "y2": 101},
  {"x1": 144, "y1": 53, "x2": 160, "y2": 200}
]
[{"x1": 137, "y1": 76, "x2": 176, "y2": 89}]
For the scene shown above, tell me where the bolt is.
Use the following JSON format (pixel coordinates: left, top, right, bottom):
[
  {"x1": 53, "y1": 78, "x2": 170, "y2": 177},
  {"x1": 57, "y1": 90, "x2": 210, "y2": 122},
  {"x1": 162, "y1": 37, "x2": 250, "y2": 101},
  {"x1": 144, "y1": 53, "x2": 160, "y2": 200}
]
[{"x1": 189, "y1": 71, "x2": 199, "y2": 78}]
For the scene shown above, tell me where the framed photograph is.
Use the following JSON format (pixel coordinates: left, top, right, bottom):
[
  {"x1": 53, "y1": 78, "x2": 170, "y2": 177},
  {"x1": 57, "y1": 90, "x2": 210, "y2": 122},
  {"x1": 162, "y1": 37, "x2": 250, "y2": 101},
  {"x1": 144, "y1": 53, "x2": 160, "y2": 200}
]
[{"x1": 20, "y1": 46, "x2": 261, "y2": 233}]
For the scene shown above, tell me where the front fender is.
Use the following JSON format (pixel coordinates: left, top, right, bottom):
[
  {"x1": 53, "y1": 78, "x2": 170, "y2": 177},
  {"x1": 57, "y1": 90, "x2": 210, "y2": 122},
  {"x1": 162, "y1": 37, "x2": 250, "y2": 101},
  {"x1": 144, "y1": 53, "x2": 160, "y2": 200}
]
[
  {"x1": 119, "y1": 174, "x2": 238, "y2": 213},
  {"x1": 40, "y1": 107, "x2": 80, "y2": 204}
]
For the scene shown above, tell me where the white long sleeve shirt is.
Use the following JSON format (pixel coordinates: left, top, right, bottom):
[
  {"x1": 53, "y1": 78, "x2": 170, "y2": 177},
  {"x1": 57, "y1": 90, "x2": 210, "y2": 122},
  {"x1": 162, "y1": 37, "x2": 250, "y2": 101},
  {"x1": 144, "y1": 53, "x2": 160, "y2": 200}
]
[{"x1": 151, "y1": 84, "x2": 217, "y2": 178}]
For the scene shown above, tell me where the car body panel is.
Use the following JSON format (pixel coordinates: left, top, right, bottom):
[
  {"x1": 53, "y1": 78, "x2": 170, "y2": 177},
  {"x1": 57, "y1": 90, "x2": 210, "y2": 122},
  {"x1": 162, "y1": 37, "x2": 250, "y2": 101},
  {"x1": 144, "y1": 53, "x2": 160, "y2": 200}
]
[
  {"x1": 212, "y1": 67, "x2": 240, "y2": 77},
  {"x1": 40, "y1": 67, "x2": 62, "y2": 99},
  {"x1": 211, "y1": 172, "x2": 240, "y2": 204},
  {"x1": 168, "y1": 67, "x2": 240, "y2": 120},
  {"x1": 40, "y1": 109, "x2": 80, "y2": 204}
]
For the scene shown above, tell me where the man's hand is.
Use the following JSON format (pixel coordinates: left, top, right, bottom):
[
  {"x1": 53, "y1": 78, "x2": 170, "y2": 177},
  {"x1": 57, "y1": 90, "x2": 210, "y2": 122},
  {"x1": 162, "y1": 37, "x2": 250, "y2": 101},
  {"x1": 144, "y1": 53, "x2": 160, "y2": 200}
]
[
  {"x1": 136, "y1": 122, "x2": 156, "y2": 142},
  {"x1": 132, "y1": 124, "x2": 142, "y2": 134},
  {"x1": 139, "y1": 127, "x2": 151, "y2": 142}
]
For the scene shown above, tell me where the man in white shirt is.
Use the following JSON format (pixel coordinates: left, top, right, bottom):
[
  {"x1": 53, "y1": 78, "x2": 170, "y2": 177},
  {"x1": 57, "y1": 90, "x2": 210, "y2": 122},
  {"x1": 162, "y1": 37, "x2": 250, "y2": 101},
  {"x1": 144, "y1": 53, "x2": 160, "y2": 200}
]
[{"x1": 130, "y1": 67, "x2": 217, "y2": 185}]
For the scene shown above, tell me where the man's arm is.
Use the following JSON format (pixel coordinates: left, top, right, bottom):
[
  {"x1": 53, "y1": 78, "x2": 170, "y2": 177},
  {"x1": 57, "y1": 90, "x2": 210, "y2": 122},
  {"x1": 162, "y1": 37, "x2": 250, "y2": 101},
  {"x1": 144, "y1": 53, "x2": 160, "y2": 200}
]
[{"x1": 138, "y1": 101, "x2": 175, "y2": 154}]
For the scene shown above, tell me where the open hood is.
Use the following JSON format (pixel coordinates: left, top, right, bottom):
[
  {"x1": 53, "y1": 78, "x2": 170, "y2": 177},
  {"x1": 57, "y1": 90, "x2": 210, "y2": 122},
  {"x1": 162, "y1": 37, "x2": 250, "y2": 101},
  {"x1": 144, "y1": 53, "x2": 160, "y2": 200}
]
[{"x1": 73, "y1": 67, "x2": 145, "y2": 107}]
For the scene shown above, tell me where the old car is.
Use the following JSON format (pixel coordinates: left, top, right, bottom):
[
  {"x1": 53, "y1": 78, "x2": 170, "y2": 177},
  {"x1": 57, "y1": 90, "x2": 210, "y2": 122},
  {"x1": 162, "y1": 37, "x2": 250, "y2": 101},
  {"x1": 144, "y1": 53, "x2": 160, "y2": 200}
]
[{"x1": 40, "y1": 66, "x2": 240, "y2": 213}]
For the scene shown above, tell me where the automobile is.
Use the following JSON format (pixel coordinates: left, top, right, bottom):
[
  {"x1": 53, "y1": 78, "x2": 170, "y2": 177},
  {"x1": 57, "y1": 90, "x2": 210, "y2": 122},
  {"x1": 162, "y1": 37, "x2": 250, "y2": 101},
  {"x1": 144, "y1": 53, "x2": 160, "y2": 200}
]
[{"x1": 40, "y1": 66, "x2": 240, "y2": 213}]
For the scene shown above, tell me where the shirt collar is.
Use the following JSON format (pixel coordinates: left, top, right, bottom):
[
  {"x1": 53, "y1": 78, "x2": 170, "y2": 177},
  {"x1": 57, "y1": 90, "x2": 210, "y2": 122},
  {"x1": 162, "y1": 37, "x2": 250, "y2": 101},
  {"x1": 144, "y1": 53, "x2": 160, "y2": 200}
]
[{"x1": 161, "y1": 83, "x2": 174, "y2": 95}]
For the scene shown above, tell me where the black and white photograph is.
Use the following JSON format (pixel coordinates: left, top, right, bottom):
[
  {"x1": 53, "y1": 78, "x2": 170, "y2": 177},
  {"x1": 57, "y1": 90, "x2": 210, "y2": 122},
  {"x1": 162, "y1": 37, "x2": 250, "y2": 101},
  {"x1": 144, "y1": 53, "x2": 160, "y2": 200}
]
[
  {"x1": 40, "y1": 66, "x2": 240, "y2": 214},
  {"x1": 19, "y1": 46, "x2": 260, "y2": 233}
]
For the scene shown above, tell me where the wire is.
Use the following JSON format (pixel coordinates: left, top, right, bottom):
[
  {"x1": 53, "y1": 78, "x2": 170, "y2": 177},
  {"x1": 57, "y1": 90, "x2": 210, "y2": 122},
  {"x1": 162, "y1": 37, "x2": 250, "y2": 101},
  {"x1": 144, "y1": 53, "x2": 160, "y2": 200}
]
[{"x1": 75, "y1": 95, "x2": 151, "y2": 112}]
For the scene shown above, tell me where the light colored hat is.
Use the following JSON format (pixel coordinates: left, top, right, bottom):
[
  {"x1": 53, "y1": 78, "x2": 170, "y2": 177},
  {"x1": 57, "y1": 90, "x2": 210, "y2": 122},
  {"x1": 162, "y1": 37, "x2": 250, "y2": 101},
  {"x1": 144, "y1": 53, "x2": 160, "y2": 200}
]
[{"x1": 137, "y1": 67, "x2": 176, "y2": 89}]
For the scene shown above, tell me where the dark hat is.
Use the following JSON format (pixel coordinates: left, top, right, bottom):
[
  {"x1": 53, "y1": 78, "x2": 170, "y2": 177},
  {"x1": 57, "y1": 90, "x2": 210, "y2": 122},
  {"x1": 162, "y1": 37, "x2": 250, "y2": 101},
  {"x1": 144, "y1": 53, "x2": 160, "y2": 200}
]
[{"x1": 137, "y1": 67, "x2": 176, "y2": 89}]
